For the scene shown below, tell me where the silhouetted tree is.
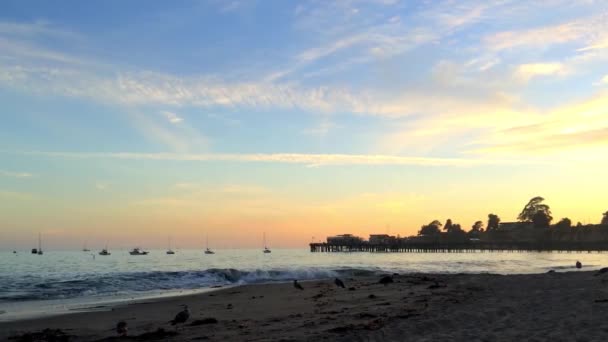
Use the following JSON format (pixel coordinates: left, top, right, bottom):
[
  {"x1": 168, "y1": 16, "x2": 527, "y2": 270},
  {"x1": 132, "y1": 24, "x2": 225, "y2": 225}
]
[
  {"x1": 602, "y1": 211, "x2": 608, "y2": 226},
  {"x1": 555, "y1": 218, "x2": 572, "y2": 229},
  {"x1": 419, "y1": 220, "x2": 442, "y2": 236},
  {"x1": 471, "y1": 221, "x2": 484, "y2": 232},
  {"x1": 532, "y1": 210, "x2": 552, "y2": 228},
  {"x1": 447, "y1": 223, "x2": 462, "y2": 233},
  {"x1": 487, "y1": 214, "x2": 500, "y2": 231},
  {"x1": 444, "y1": 219, "x2": 453, "y2": 232},
  {"x1": 518, "y1": 196, "x2": 552, "y2": 223},
  {"x1": 468, "y1": 221, "x2": 483, "y2": 238}
]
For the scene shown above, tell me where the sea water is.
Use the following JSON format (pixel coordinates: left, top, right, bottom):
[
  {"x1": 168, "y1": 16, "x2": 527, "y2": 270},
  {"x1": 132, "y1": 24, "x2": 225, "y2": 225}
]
[{"x1": 1, "y1": 248, "x2": 607, "y2": 321}]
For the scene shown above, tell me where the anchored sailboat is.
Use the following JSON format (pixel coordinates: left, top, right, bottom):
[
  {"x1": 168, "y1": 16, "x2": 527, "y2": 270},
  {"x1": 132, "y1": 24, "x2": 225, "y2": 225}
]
[
  {"x1": 37, "y1": 233, "x2": 43, "y2": 255},
  {"x1": 166, "y1": 237, "x2": 176, "y2": 255},
  {"x1": 129, "y1": 247, "x2": 149, "y2": 255},
  {"x1": 82, "y1": 240, "x2": 90, "y2": 252},
  {"x1": 263, "y1": 232, "x2": 271, "y2": 254},
  {"x1": 204, "y1": 235, "x2": 215, "y2": 254},
  {"x1": 99, "y1": 241, "x2": 111, "y2": 256}
]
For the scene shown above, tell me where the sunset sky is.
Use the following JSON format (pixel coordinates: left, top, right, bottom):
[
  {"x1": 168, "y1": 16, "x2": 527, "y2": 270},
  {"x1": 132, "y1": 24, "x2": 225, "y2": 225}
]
[{"x1": 1, "y1": 0, "x2": 608, "y2": 250}]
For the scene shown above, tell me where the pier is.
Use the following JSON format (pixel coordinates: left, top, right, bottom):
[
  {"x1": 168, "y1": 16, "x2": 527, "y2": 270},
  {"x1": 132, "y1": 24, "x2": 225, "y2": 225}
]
[{"x1": 309, "y1": 241, "x2": 608, "y2": 253}]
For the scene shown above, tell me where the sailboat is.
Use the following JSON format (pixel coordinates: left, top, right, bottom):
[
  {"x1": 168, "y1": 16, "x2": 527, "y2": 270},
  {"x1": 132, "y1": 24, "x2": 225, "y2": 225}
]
[
  {"x1": 129, "y1": 247, "x2": 149, "y2": 255},
  {"x1": 82, "y1": 240, "x2": 90, "y2": 252},
  {"x1": 37, "y1": 233, "x2": 43, "y2": 255},
  {"x1": 263, "y1": 232, "x2": 271, "y2": 254},
  {"x1": 204, "y1": 235, "x2": 215, "y2": 254},
  {"x1": 99, "y1": 242, "x2": 111, "y2": 256},
  {"x1": 166, "y1": 237, "x2": 176, "y2": 255}
]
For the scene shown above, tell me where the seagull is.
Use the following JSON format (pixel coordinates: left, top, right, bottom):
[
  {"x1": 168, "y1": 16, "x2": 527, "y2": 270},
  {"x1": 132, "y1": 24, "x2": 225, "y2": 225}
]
[
  {"x1": 334, "y1": 278, "x2": 345, "y2": 288},
  {"x1": 169, "y1": 305, "x2": 190, "y2": 326},
  {"x1": 576, "y1": 261, "x2": 582, "y2": 269},
  {"x1": 116, "y1": 321, "x2": 128, "y2": 337},
  {"x1": 293, "y1": 280, "x2": 304, "y2": 290},
  {"x1": 379, "y1": 275, "x2": 394, "y2": 286}
]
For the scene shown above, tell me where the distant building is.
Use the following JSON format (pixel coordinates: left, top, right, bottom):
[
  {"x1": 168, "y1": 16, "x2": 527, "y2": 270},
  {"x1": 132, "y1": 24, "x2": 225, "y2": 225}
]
[
  {"x1": 327, "y1": 234, "x2": 364, "y2": 245},
  {"x1": 369, "y1": 234, "x2": 395, "y2": 245},
  {"x1": 498, "y1": 222, "x2": 533, "y2": 231}
]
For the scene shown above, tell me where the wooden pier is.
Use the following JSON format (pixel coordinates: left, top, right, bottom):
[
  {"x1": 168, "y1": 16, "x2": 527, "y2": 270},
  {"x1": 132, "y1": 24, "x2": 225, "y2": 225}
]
[{"x1": 309, "y1": 241, "x2": 608, "y2": 253}]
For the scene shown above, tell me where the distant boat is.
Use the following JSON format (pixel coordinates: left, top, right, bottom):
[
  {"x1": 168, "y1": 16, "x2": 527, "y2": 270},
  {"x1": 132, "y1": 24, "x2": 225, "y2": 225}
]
[
  {"x1": 37, "y1": 233, "x2": 43, "y2": 255},
  {"x1": 82, "y1": 240, "x2": 90, "y2": 252},
  {"x1": 204, "y1": 235, "x2": 215, "y2": 254},
  {"x1": 263, "y1": 232, "x2": 271, "y2": 254},
  {"x1": 129, "y1": 247, "x2": 149, "y2": 255},
  {"x1": 99, "y1": 243, "x2": 111, "y2": 256},
  {"x1": 31, "y1": 248, "x2": 38, "y2": 254},
  {"x1": 13, "y1": 250, "x2": 17, "y2": 254},
  {"x1": 167, "y1": 237, "x2": 176, "y2": 255}
]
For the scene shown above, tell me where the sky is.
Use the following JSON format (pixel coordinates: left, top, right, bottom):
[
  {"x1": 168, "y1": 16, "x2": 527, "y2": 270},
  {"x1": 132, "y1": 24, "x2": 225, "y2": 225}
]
[{"x1": 1, "y1": 0, "x2": 608, "y2": 250}]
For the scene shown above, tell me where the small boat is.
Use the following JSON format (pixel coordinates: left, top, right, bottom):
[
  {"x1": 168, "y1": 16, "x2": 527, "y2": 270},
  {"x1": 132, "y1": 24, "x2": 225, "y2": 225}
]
[
  {"x1": 13, "y1": 250, "x2": 17, "y2": 254},
  {"x1": 129, "y1": 247, "x2": 149, "y2": 255},
  {"x1": 82, "y1": 241, "x2": 90, "y2": 252},
  {"x1": 204, "y1": 235, "x2": 215, "y2": 254},
  {"x1": 263, "y1": 232, "x2": 271, "y2": 254},
  {"x1": 166, "y1": 237, "x2": 176, "y2": 255},
  {"x1": 99, "y1": 248, "x2": 111, "y2": 256},
  {"x1": 37, "y1": 233, "x2": 43, "y2": 255},
  {"x1": 31, "y1": 248, "x2": 38, "y2": 254}
]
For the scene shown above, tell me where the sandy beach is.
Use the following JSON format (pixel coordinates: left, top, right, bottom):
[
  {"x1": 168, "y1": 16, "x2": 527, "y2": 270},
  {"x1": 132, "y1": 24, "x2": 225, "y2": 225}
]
[{"x1": 3, "y1": 271, "x2": 608, "y2": 341}]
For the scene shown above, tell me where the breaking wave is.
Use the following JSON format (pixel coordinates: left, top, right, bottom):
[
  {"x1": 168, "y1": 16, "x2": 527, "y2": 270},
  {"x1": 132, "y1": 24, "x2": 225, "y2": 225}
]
[{"x1": 0, "y1": 267, "x2": 382, "y2": 302}]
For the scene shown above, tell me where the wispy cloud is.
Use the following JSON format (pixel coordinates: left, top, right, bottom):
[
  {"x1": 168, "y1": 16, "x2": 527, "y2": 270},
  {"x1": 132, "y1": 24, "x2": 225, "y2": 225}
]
[
  {"x1": 0, "y1": 20, "x2": 81, "y2": 40},
  {"x1": 161, "y1": 111, "x2": 183, "y2": 124},
  {"x1": 515, "y1": 62, "x2": 567, "y2": 82},
  {"x1": 469, "y1": 90, "x2": 608, "y2": 156},
  {"x1": 0, "y1": 170, "x2": 34, "y2": 178},
  {"x1": 483, "y1": 11, "x2": 608, "y2": 53},
  {"x1": 8, "y1": 150, "x2": 544, "y2": 167},
  {"x1": 95, "y1": 182, "x2": 109, "y2": 191}
]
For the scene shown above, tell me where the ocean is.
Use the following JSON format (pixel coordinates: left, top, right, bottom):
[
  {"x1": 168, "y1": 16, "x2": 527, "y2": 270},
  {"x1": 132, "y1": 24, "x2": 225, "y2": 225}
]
[{"x1": 1, "y1": 248, "x2": 607, "y2": 321}]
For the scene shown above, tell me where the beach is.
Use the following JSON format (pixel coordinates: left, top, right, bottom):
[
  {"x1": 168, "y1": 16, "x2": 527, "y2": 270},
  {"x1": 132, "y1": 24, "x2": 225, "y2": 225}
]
[{"x1": 3, "y1": 271, "x2": 608, "y2": 341}]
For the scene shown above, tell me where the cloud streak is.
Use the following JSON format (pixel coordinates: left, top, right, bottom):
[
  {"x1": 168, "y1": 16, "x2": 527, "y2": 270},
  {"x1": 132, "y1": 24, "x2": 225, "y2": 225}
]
[
  {"x1": 8, "y1": 150, "x2": 544, "y2": 167},
  {"x1": 0, "y1": 170, "x2": 34, "y2": 178}
]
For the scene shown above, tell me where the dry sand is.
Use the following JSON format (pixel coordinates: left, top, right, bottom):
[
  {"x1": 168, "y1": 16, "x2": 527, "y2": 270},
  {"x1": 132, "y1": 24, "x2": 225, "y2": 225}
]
[{"x1": 3, "y1": 271, "x2": 608, "y2": 341}]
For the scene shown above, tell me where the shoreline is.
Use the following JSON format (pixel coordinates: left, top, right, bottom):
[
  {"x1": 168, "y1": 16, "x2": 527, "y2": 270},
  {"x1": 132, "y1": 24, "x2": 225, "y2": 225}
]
[
  {"x1": 3, "y1": 270, "x2": 608, "y2": 341},
  {"x1": 0, "y1": 286, "x2": 232, "y2": 324}
]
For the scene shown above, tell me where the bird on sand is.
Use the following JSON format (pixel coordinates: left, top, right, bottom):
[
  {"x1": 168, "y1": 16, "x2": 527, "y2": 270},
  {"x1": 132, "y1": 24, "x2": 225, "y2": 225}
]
[
  {"x1": 169, "y1": 305, "x2": 190, "y2": 326},
  {"x1": 293, "y1": 280, "x2": 304, "y2": 290},
  {"x1": 116, "y1": 321, "x2": 128, "y2": 336},
  {"x1": 379, "y1": 275, "x2": 394, "y2": 286},
  {"x1": 576, "y1": 261, "x2": 582, "y2": 269},
  {"x1": 334, "y1": 278, "x2": 345, "y2": 288}
]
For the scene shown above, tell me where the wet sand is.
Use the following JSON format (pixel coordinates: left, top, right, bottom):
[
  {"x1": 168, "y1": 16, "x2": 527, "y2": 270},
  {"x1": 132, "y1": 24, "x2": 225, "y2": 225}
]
[{"x1": 2, "y1": 271, "x2": 608, "y2": 341}]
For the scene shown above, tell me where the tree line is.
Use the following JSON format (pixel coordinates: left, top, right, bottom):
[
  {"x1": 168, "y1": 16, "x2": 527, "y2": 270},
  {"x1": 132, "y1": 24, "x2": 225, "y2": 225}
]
[{"x1": 418, "y1": 196, "x2": 608, "y2": 237}]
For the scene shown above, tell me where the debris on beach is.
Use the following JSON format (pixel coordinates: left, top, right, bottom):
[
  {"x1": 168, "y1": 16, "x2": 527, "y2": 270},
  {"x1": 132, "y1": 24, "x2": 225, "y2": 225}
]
[
  {"x1": 134, "y1": 328, "x2": 178, "y2": 340},
  {"x1": 190, "y1": 318, "x2": 219, "y2": 326},
  {"x1": 9, "y1": 328, "x2": 72, "y2": 342}
]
